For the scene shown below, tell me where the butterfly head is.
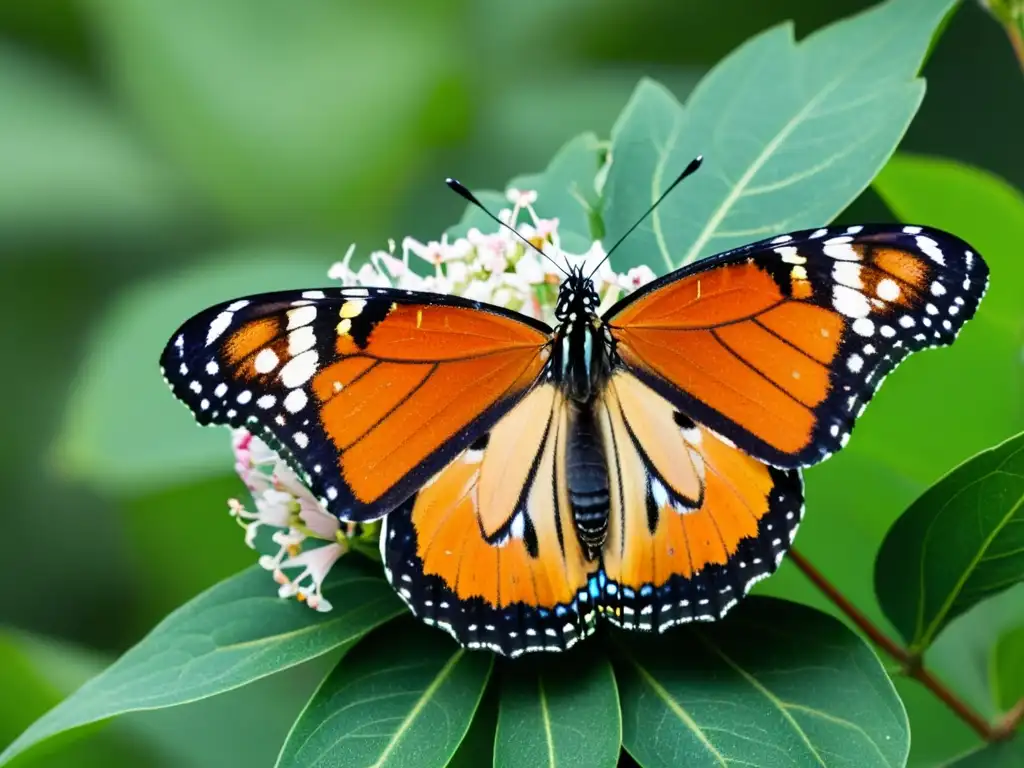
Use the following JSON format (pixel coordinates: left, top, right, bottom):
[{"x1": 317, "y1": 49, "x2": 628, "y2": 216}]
[{"x1": 554, "y1": 266, "x2": 599, "y2": 324}]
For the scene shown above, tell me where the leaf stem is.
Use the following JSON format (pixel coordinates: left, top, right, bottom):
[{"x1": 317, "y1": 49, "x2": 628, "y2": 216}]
[{"x1": 788, "y1": 547, "x2": 1022, "y2": 742}]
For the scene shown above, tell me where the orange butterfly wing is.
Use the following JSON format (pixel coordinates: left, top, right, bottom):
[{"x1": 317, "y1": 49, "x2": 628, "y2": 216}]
[
  {"x1": 161, "y1": 287, "x2": 551, "y2": 521},
  {"x1": 605, "y1": 225, "x2": 989, "y2": 467},
  {"x1": 382, "y1": 383, "x2": 597, "y2": 656}
]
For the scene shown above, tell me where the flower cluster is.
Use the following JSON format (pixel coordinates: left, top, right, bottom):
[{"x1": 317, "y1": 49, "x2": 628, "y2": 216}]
[
  {"x1": 229, "y1": 189, "x2": 656, "y2": 610},
  {"x1": 327, "y1": 188, "x2": 655, "y2": 325}
]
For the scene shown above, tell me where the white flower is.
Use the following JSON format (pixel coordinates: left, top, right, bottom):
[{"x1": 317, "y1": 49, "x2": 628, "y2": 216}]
[
  {"x1": 274, "y1": 543, "x2": 347, "y2": 611},
  {"x1": 229, "y1": 429, "x2": 367, "y2": 611},
  {"x1": 227, "y1": 187, "x2": 657, "y2": 611},
  {"x1": 506, "y1": 187, "x2": 538, "y2": 207},
  {"x1": 619, "y1": 265, "x2": 657, "y2": 292}
]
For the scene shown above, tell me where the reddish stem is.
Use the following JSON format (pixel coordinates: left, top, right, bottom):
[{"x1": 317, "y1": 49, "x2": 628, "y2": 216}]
[{"x1": 788, "y1": 547, "x2": 1021, "y2": 742}]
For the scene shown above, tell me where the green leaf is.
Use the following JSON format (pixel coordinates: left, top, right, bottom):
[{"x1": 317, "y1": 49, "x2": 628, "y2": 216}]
[
  {"x1": 276, "y1": 619, "x2": 492, "y2": 768},
  {"x1": 0, "y1": 43, "x2": 189, "y2": 255},
  {"x1": 926, "y1": 583, "x2": 1024, "y2": 720},
  {"x1": 946, "y1": 739, "x2": 1024, "y2": 767},
  {"x1": 602, "y1": 0, "x2": 956, "y2": 271},
  {"x1": 875, "y1": 431, "x2": 1024, "y2": 652},
  {"x1": 120, "y1": 475, "x2": 258, "y2": 630},
  {"x1": 866, "y1": 154, "x2": 1024, "y2": 483},
  {"x1": 121, "y1": 653, "x2": 338, "y2": 768},
  {"x1": 993, "y1": 625, "x2": 1024, "y2": 713},
  {"x1": 54, "y1": 249, "x2": 334, "y2": 495},
  {"x1": 448, "y1": 682, "x2": 499, "y2": 768},
  {"x1": 446, "y1": 132, "x2": 603, "y2": 253},
  {"x1": 445, "y1": 189, "x2": 510, "y2": 241},
  {"x1": 494, "y1": 650, "x2": 621, "y2": 768},
  {"x1": 85, "y1": 0, "x2": 464, "y2": 236},
  {"x1": 0, "y1": 561, "x2": 403, "y2": 767},
  {"x1": 510, "y1": 132, "x2": 603, "y2": 252},
  {"x1": 0, "y1": 632, "x2": 160, "y2": 768},
  {"x1": 614, "y1": 598, "x2": 908, "y2": 768}
]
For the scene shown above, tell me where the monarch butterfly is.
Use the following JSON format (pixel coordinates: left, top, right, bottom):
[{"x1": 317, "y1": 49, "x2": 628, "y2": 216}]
[{"x1": 161, "y1": 159, "x2": 988, "y2": 657}]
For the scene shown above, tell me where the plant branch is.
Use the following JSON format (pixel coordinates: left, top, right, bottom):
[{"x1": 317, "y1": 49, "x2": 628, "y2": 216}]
[{"x1": 788, "y1": 547, "x2": 1022, "y2": 742}]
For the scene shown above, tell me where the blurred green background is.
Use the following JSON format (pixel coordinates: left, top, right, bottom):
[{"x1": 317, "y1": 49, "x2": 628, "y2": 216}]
[{"x1": 1, "y1": 1, "x2": 1022, "y2": 766}]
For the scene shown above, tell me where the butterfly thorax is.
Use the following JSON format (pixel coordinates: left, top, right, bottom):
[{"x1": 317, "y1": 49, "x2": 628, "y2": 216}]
[
  {"x1": 552, "y1": 269, "x2": 609, "y2": 403},
  {"x1": 552, "y1": 269, "x2": 613, "y2": 558}
]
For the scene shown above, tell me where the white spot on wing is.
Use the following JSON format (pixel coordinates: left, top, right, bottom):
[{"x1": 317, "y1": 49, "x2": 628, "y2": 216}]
[
  {"x1": 824, "y1": 243, "x2": 860, "y2": 261},
  {"x1": 650, "y1": 479, "x2": 670, "y2": 510},
  {"x1": 284, "y1": 389, "x2": 308, "y2": 413},
  {"x1": 916, "y1": 235, "x2": 945, "y2": 264},
  {"x1": 288, "y1": 326, "x2": 316, "y2": 355},
  {"x1": 876, "y1": 278, "x2": 900, "y2": 302},
  {"x1": 254, "y1": 348, "x2": 279, "y2": 374},
  {"x1": 206, "y1": 311, "x2": 233, "y2": 346},
  {"x1": 852, "y1": 317, "x2": 875, "y2": 337},
  {"x1": 776, "y1": 246, "x2": 806, "y2": 264},
  {"x1": 832, "y1": 285, "x2": 870, "y2": 318},
  {"x1": 287, "y1": 305, "x2": 317, "y2": 330},
  {"x1": 847, "y1": 354, "x2": 864, "y2": 373},
  {"x1": 832, "y1": 261, "x2": 863, "y2": 289},
  {"x1": 257, "y1": 394, "x2": 276, "y2": 409},
  {"x1": 280, "y1": 350, "x2": 319, "y2": 388}
]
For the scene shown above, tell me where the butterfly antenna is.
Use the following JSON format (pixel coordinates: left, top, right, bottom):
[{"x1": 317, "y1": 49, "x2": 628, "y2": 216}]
[
  {"x1": 446, "y1": 178, "x2": 569, "y2": 277},
  {"x1": 587, "y1": 155, "x2": 703, "y2": 280}
]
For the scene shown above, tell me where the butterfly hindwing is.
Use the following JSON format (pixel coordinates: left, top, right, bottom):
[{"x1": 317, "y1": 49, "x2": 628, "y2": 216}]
[
  {"x1": 381, "y1": 383, "x2": 598, "y2": 656},
  {"x1": 605, "y1": 224, "x2": 989, "y2": 468},
  {"x1": 596, "y1": 372, "x2": 803, "y2": 631},
  {"x1": 161, "y1": 287, "x2": 552, "y2": 522}
]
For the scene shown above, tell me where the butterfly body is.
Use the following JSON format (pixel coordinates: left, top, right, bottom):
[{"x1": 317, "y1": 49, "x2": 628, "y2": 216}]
[{"x1": 162, "y1": 223, "x2": 988, "y2": 657}]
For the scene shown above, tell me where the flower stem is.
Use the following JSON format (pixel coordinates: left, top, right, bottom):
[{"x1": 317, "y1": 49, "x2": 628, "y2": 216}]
[{"x1": 788, "y1": 547, "x2": 1023, "y2": 742}]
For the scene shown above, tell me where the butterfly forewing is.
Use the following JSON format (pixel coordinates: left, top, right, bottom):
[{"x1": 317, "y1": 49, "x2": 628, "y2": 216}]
[
  {"x1": 161, "y1": 287, "x2": 552, "y2": 522},
  {"x1": 604, "y1": 224, "x2": 989, "y2": 468}
]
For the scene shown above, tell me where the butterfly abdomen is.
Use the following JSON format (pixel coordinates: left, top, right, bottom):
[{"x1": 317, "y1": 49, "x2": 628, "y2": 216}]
[{"x1": 566, "y1": 405, "x2": 609, "y2": 558}]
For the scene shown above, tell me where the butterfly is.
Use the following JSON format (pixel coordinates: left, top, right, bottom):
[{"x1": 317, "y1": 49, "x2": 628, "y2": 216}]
[{"x1": 161, "y1": 175, "x2": 988, "y2": 657}]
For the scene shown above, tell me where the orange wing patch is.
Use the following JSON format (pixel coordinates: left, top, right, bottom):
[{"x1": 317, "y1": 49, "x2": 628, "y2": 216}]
[
  {"x1": 610, "y1": 260, "x2": 783, "y2": 329},
  {"x1": 610, "y1": 261, "x2": 842, "y2": 458},
  {"x1": 614, "y1": 324, "x2": 821, "y2": 455},
  {"x1": 381, "y1": 384, "x2": 597, "y2": 657},
  {"x1": 596, "y1": 373, "x2": 803, "y2": 631},
  {"x1": 338, "y1": 351, "x2": 546, "y2": 504}
]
